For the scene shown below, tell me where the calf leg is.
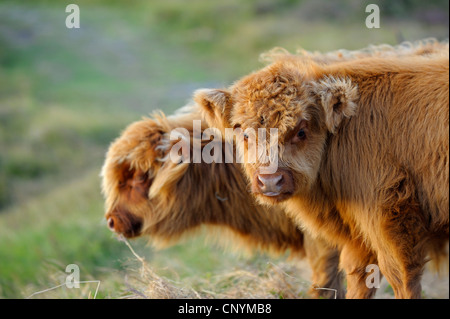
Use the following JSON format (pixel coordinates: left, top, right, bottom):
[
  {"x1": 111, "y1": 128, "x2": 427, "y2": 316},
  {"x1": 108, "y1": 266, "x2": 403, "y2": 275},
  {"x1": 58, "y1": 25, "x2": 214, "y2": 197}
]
[
  {"x1": 304, "y1": 234, "x2": 345, "y2": 299},
  {"x1": 375, "y1": 206, "x2": 428, "y2": 299},
  {"x1": 340, "y1": 241, "x2": 379, "y2": 299},
  {"x1": 373, "y1": 171, "x2": 428, "y2": 299}
]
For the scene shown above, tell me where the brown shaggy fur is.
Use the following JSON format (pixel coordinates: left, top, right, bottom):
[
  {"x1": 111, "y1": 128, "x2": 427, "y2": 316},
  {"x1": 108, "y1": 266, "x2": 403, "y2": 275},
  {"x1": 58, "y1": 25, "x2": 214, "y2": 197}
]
[
  {"x1": 101, "y1": 106, "x2": 344, "y2": 298},
  {"x1": 196, "y1": 44, "x2": 449, "y2": 298},
  {"x1": 261, "y1": 38, "x2": 449, "y2": 65}
]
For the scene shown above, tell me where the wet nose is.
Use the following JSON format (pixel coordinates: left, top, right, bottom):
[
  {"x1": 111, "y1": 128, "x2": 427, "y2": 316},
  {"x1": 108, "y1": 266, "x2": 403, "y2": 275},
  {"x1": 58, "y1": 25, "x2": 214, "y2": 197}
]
[
  {"x1": 105, "y1": 210, "x2": 143, "y2": 238},
  {"x1": 107, "y1": 215, "x2": 116, "y2": 231},
  {"x1": 256, "y1": 173, "x2": 285, "y2": 196}
]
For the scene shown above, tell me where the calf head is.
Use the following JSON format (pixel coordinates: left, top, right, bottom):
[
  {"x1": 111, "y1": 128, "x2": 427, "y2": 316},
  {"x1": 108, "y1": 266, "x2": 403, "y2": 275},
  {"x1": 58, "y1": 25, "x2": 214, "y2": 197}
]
[
  {"x1": 101, "y1": 117, "x2": 166, "y2": 238},
  {"x1": 196, "y1": 59, "x2": 358, "y2": 205},
  {"x1": 102, "y1": 110, "x2": 224, "y2": 244},
  {"x1": 101, "y1": 112, "x2": 197, "y2": 241}
]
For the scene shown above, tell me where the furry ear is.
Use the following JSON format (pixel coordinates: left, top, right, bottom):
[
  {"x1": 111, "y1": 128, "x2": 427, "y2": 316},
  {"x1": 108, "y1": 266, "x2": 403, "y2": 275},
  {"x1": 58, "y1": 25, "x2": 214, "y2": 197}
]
[
  {"x1": 117, "y1": 119, "x2": 167, "y2": 171},
  {"x1": 101, "y1": 119, "x2": 167, "y2": 194},
  {"x1": 311, "y1": 76, "x2": 358, "y2": 134},
  {"x1": 194, "y1": 88, "x2": 232, "y2": 132}
]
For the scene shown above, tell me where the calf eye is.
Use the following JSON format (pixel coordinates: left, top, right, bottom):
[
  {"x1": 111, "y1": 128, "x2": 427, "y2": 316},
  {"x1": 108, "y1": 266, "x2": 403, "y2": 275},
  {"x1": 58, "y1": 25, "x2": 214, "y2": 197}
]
[
  {"x1": 297, "y1": 129, "x2": 306, "y2": 139},
  {"x1": 292, "y1": 128, "x2": 307, "y2": 144},
  {"x1": 137, "y1": 172, "x2": 148, "y2": 183}
]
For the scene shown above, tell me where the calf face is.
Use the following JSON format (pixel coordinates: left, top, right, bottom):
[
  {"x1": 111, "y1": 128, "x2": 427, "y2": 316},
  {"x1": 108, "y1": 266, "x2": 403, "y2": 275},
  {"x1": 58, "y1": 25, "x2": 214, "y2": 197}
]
[
  {"x1": 105, "y1": 166, "x2": 153, "y2": 238},
  {"x1": 196, "y1": 62, "x2": 358, "y2": 205},
  {"x1": 102, "y1": 118, "x2": 165, "y2": 238}
]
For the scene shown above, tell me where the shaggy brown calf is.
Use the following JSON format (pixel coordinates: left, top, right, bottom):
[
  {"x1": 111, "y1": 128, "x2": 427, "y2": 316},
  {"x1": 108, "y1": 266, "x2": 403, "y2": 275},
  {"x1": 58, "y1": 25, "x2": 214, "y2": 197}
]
[
  {"x1": 101, "y1": 106, "x2": 343, "y2": 298},
  {"x1": 197, "y1": 47, "x2": 449, "y2": 298}
]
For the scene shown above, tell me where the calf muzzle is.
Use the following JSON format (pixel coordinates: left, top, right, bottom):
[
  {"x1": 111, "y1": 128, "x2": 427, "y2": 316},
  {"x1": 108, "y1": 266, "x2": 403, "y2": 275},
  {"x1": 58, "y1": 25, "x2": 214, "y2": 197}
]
[{"x1": 253, "y1": 169, "x2": 295, "y2": 200}]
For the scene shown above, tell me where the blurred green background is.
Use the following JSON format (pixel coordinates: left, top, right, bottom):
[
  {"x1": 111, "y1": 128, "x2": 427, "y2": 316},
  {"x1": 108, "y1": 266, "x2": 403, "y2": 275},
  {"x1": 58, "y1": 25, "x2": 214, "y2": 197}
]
[{"x1": 0, "y1": 0, "x2": 448, "y2": 298}]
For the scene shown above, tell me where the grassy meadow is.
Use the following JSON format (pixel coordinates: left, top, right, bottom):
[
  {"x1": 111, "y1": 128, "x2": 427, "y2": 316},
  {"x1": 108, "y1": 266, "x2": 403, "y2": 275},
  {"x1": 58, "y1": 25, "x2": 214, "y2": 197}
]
[{"x1": 0, "y1": 0, "x2": 448, "y2": 299}]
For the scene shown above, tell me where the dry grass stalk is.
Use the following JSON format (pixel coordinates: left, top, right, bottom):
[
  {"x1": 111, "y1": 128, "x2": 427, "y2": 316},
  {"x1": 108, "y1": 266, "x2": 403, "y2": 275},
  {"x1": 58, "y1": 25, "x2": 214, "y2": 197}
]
[{"x1": 119, "y1": 236, "x2": 311, "y2": 299}]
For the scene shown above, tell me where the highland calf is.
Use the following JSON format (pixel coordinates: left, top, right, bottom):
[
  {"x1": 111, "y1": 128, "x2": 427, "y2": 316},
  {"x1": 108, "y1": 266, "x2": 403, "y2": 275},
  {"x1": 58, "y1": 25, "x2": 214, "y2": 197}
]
[
  {"x1": 197, "y1": 47, "x2": 449, "y2": 298},
  {"x1": 101, "y1": 107, "x2": 344, "y2": 298}
]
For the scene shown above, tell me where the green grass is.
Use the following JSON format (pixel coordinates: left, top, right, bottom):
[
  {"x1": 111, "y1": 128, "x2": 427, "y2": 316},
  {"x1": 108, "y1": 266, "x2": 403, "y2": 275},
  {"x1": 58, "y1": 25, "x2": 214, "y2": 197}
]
[
  {"x1": 0, "y1": 169, "x2": 257, "y2": 298},
  {"x1": 0, "y1": 0, "x2": 447, "y2": 299}
]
